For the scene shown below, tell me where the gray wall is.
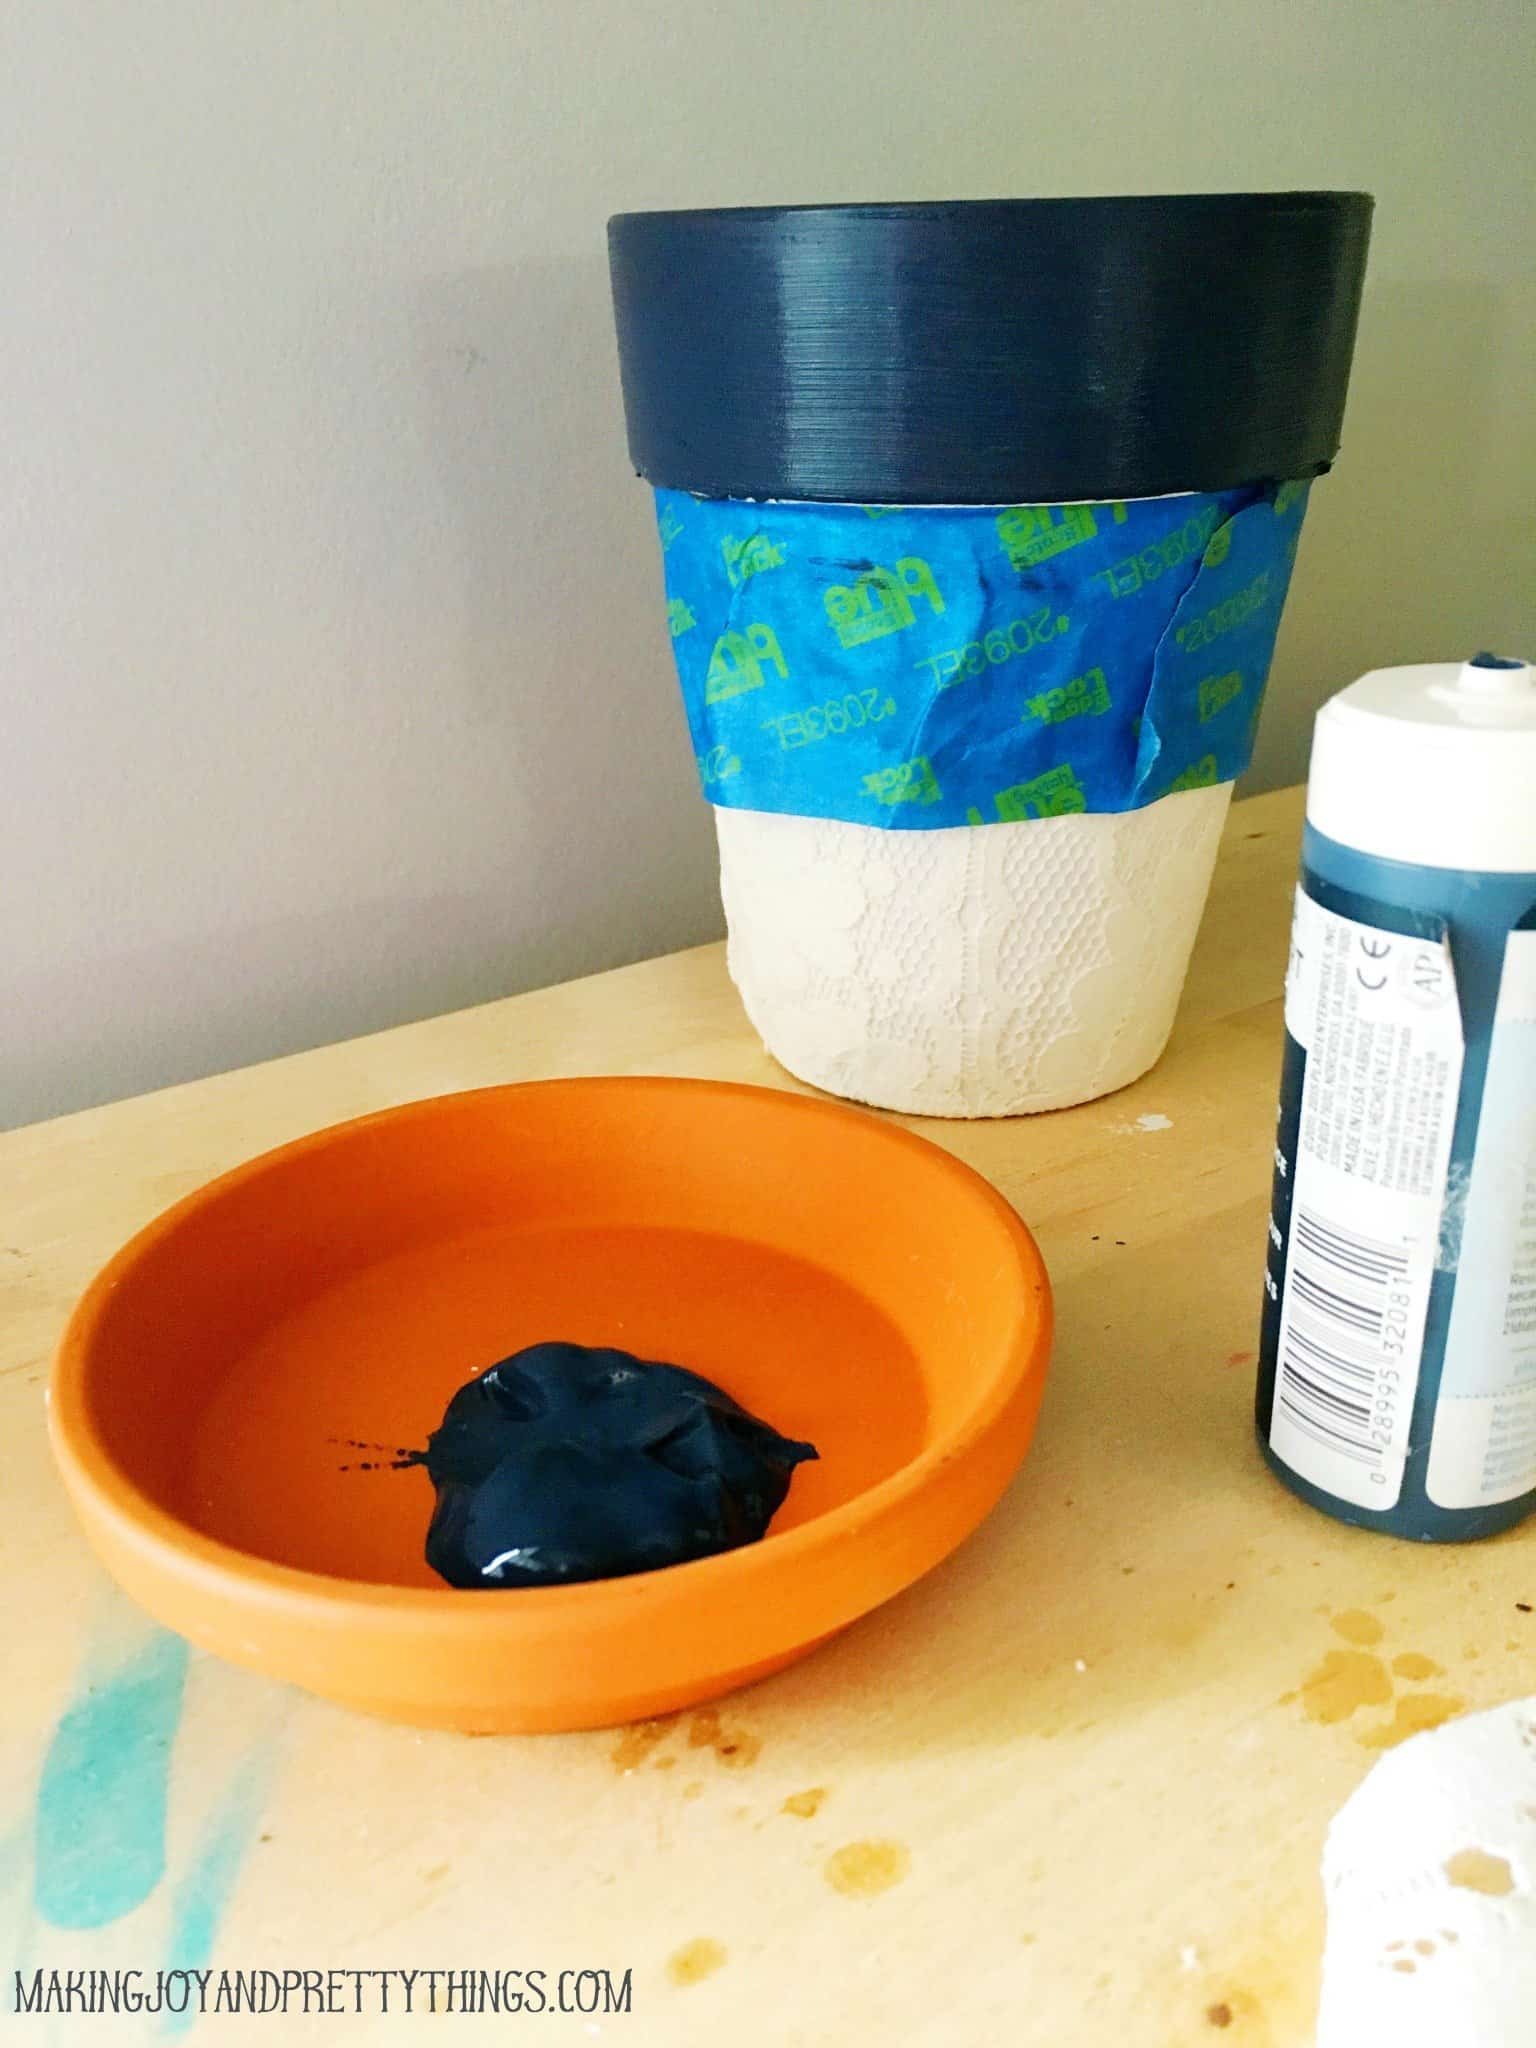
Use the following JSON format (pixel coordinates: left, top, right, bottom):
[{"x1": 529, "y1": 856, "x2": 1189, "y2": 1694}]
[{"x1": 5, "y1": 0, "x2": 1533, "y2": 1126}]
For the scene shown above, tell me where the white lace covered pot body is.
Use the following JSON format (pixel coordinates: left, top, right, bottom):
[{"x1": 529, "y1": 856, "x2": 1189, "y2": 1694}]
[{"x1": 717, "y1": 787, "x2": 1232, "y2": 1116}]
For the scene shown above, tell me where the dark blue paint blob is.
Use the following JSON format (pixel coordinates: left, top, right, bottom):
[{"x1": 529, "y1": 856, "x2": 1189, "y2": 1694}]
[{"x1": 417, "y1": 1343, "x2": 818, "y2": 1589}]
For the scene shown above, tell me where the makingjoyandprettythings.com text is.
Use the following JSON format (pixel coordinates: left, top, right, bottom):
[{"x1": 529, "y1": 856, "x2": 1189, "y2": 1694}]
[{"x1": 13, "y1": 1964, "x2": 635, "y2": 2020}]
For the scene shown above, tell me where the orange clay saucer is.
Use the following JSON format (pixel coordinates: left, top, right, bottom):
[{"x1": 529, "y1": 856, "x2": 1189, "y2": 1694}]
[{"x1": 50, "y1": 1078, "x2": 1052, "y2": 1732}]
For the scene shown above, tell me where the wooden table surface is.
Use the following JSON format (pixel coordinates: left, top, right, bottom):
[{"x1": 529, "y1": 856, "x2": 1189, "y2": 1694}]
[{"x1": 4, "y1": 784, "x2": 1532, "y2": 2045}]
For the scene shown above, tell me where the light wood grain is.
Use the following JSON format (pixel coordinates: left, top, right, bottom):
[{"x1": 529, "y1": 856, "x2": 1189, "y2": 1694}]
[{"x1": 4, "y1": 785, "x2": 1532, "y2": 2045}]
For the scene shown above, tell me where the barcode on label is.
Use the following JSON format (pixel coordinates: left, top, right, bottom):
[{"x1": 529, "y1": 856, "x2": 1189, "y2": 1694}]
[
  {"x1": 1267, "y1": 885, "x2": 1462, "y2": 1513},
  {"x1": 1274, "y1": 1207, "x2": 1412, "y2": 1486}
]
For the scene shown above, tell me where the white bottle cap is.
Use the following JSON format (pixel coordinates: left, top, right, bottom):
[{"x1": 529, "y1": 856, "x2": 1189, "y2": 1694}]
[{"x1": 1306, "y1": 655, "x2": 1536, "y2": 872}]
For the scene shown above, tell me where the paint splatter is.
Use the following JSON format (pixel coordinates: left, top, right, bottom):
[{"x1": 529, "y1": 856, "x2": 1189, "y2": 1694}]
[
  {"x1": 824, "y1": 1839, "x2": 910, "y2": 1898},
  {"x1": 686, "y1": 1708, "x2": 761, "y2": 1770},
  {"x1": 667, "y1": 1937, "x2": 726, "y2": 1986},
  {"x1": 1359, "y1": 1694, "x2": 1465, "y2": 1750},
  {"x1": 1330, "y1": 1610, "x2": 1385, "y2": 1647},
  {"x1": 1391, "y1": 1652, "x2": 1442, "y2": 1681},
  {"x1": 1444, "y1": 1849, "x2": 1513, "y2": 1896},
  {"x1": 34, "y1": 1629, "x2": 189, "y2": 1928},
  {"x1": 1296, "y1": 1650, "x2": 1393, "y2": 1724},
  {"x1": 781, "y1": 1788, "x2": 827, "y2": 1820},
  {"x1": 609, "y1": 1719, "x2": 675, "y2": 1774},
  {"x1": 161, "y1": 1755, "x2": 273, "y2": 2037}
]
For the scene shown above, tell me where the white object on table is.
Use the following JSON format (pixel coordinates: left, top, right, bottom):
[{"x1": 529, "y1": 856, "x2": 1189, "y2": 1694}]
[{"x1": 1317, "y1": 1695, "x2": 1536, "y2": 2048}]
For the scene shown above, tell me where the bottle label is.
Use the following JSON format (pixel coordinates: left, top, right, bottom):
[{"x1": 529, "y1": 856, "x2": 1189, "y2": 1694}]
[
  {"x1": 1426, "y1": 927, "x2": 1536, "y2": 1506},
  {"x1": 1267, "y1": 883, "x2": 1464, "y2": 1508}
]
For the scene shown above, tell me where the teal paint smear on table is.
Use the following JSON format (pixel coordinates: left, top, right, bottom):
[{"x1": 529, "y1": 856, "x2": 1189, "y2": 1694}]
[
  {"x1": 33, "y1": 1629, "x2": 189, "y2": 1928},
  {"x1": 160, "y1": 1752, "x2": 274, "y2": 2039}
]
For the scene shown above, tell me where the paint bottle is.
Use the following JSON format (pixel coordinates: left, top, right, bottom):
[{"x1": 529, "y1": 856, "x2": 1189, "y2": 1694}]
[{"x1": 1257, "y1": 654, "x2": 1536, "y2": 1539}]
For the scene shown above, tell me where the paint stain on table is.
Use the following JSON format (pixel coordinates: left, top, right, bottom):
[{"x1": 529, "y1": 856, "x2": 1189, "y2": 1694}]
[
  {"x1": 1391, "y1": 1652, "x2": 1442, "y2": 1681},
  {"x1": 1195, "y1": 1984, "x2": 1278, "y2": 2035},
  {"x1": 33, "y1": 1629, "x2": 189, "y2": 1928},
  {"x1": 609, "y1": 1718, "x2": 676, "y2": 1774},
  {"x1": 687, "y1": 1707, "x2": 761, "y2": 1770},
  {"x1": 667, "y1": 1937, "x2": 727, "y2": 1986},
  {"x1": 1295, "y1": 1649, "x2": 1393, "y2": 1724},
  {"x1": 161, "y1": 1752, "x2": 276, "y2": 2039},
  {"x1": 1163, "y1": 1932, "x2": 1302, "y2": 2047},
  {"x1": 1359, "y1": 1692, "x2": 1467, "y2": 1749},
  {"x1": 29, "y1": 1613, "x2": 281, "y2": 2020},
  {"x1": 1329, "y1": 1609, "x2": 1385, "y2": 1648},
  {"x1": 824, "y1": 1839, "x2": 910, "y2": 1898},
  {"x1": 782, "y1": 1787, "x2": 828, "y2": 1820},
  {"x1": 1183, "y1": 1978, "x2": 1284, "y2": 2043},
  {"x1": 1289, "y1": 1609, "x2": 1464, "y2": 1746}
]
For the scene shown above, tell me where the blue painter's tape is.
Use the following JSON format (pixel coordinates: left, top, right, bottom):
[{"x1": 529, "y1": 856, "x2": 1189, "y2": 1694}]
[{"x1": 656, "y1": 481, "x2": 1309, "y2": 828}]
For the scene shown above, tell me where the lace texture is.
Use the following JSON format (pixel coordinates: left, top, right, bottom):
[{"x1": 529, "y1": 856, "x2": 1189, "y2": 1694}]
[
  {"x1": 715, "y1": 784, "x2": 1233, "y2": 1117},
  {"x1": 1317, "y1": 1696, "x2": 1536, "y2": 2048}
]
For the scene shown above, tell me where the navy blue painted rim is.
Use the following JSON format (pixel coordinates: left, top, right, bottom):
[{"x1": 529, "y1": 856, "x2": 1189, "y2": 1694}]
[{"x1": 608, "y1": 193, "x2": 1373, "y2": 504}]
